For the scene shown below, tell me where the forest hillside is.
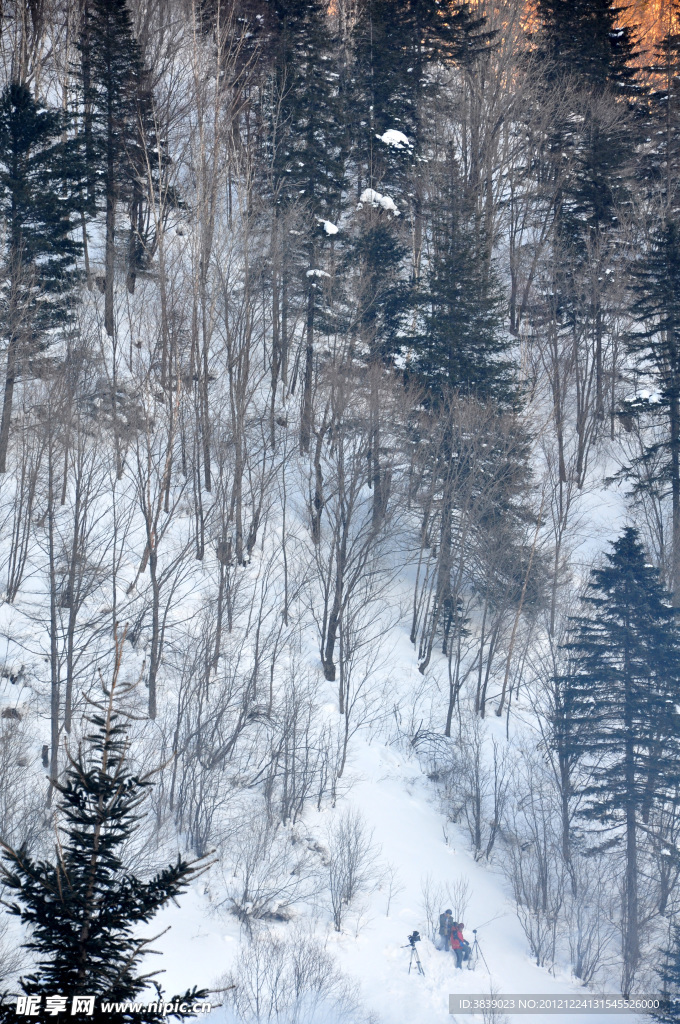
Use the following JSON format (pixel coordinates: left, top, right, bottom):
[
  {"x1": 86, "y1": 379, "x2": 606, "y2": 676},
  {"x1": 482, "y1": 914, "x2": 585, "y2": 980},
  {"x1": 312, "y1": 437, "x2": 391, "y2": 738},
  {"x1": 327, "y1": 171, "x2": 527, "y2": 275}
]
[{"x1": 2, "y1": 1, "x2": 680, "y2": 1022}]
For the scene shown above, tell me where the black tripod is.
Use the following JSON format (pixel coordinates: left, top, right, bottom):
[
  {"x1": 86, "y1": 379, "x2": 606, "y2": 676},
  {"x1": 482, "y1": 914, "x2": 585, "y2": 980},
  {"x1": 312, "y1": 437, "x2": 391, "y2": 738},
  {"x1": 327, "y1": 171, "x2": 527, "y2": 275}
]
[
  {"x1": 467, "y1": 929, "x2": 490, "y2": 973},
  {"x1": 403, "y1": 936, "x2": 425, "y2": 976}
]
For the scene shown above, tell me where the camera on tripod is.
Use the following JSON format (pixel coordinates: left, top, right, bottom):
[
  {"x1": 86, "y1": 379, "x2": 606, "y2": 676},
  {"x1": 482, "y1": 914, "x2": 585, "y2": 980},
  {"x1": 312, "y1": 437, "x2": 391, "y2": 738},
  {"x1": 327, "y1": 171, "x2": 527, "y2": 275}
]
[{"x1": 403, "y1": 931, "x2": 424, "y2": 975}]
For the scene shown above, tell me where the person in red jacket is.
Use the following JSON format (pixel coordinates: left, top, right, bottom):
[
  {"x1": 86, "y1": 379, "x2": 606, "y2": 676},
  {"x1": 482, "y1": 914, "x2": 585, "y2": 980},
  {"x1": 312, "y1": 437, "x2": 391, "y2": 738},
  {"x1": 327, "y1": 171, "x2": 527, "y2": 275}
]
[{"x1": 451, "y1": 923, "x2": 470, "y2": 968}]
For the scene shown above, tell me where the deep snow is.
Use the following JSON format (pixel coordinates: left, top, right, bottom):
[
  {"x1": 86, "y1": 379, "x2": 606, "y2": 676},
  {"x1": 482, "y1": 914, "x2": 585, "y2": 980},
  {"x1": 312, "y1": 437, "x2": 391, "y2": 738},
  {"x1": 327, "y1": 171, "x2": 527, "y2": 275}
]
[{"x1": 153, "y1": 729, "x2": 642, "y2": 1024}]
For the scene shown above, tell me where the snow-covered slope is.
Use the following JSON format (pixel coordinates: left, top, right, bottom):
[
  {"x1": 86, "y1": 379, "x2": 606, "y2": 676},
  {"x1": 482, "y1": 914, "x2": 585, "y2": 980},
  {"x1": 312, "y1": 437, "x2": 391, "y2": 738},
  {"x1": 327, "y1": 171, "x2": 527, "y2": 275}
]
[{"x1": 154, "y1": 729, "x2": 640, "y2": 1024}]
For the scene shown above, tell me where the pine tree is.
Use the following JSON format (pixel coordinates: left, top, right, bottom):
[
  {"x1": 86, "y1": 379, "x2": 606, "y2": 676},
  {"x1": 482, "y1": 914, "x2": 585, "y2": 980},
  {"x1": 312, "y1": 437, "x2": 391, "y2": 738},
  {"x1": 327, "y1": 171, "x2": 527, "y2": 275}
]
[
  {"x1": 628, "y1": 218, "x2": 680, "y2": 598},
  {"x1": 271, "y1": 0, "x2": 345, "y2": 219},
  {"x1": 0, "y1": 82, "x2": 82, "y2": 474},
  {"x1": 560, "y1": 528, "x2": 680, "y2": 995},
  {"x1": 639, "y1": 1, "x2": 680, "y2": 204},
  {"x1": 545, "y1": 95, "x2": 634, "y2": 425},
  {"x1": 536, "y1": 0, "x2": 638, "y2": 92},
  {"x1": 548, "y1": 119, "x2": 628, "y2": 425},
  {"x1": 0, "y1": 651, "x2": 207, "y2": 1024},
  {"x1": 269, "y1": 0, "x2": 347, "y2": 451},
  {"x1": 351, "y1": 0, "x2": 491, "y2": 157},
  {"x1": 78, "y1": 0, "x2": 155, "y2": 337},
  {"x1": 418, "y1": 219, "x2": 511, "y2": 404},
  {"x1": 655, "y1": 924, "x2": 680, "y2": 1023},
  {"x1": 535, "y1": 1, "x2": 639, "y2": 425},
  {"x1": 343, "y1": 219, "x2": 412, "y2": 362},
  {"x1": 349, "y1": 0, "x2": 492, "y2": 312},
  {"x1": 410, "y1": 158, "x2": 514, "y2": 405}
]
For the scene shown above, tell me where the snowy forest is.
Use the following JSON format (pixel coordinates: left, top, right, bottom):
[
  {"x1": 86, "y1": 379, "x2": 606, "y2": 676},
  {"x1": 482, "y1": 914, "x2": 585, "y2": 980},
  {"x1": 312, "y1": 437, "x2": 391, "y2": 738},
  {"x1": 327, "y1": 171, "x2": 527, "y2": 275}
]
[{"x1": 3, "y1": 0, "x2": 680, "y2": 1021}]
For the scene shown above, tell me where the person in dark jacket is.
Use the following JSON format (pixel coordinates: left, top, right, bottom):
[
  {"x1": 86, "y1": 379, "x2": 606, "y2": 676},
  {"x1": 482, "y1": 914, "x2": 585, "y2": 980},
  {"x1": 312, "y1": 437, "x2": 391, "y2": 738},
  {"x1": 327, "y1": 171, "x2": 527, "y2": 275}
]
[{"x1": 438, "y1": 909, "x2": 454, "y2": 950}]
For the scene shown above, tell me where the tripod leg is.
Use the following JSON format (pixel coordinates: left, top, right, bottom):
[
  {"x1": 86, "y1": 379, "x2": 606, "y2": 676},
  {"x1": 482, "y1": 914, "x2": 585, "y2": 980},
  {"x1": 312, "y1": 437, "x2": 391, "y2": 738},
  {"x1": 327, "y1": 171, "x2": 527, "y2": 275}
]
[
  {"x1": 479, "y1": 945, "x2": 491, "y2": 974},
  {"x1": 471, "y1": 938, "x2": 490, "y2": 974}
]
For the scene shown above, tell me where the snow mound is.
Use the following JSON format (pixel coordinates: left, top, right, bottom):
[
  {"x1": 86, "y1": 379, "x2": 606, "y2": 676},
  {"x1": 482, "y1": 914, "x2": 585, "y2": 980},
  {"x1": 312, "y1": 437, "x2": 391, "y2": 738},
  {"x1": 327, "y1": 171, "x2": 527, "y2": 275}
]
[
  {"x1": 378, "y1": 129, "x2": 412, "y2": 150},
  {"x1": 358, "y1": 188, "x2": 400, "y2": 216},
  {"x1": 322, "y1": 220, "x2": 339, "y2": 235},
  {"x1": 306, "y1": 269, "x2": 330, "y2": 278}
]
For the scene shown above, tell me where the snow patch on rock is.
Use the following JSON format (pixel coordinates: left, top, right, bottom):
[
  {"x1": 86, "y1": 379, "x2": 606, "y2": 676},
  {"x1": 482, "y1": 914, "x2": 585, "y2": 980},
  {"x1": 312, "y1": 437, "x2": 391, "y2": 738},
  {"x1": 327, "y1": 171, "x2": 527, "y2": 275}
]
[{"x1": 378, "y1": 129, "x2": 412, "y2": 150}]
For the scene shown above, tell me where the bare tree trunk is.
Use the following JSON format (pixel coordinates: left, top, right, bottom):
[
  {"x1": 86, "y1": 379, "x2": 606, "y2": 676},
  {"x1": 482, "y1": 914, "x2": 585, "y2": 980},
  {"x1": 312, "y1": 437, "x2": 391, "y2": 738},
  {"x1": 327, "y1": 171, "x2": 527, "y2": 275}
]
[
  {"x1": 270, "y1": 221, "x2": 281, "y2": 449},
  {"x1": 322, "y1": 536, "x2": 345, "y2": 684},
  {"x1": 670, "y1": 388, "x2": 680, "y2": 601},
  {"x1": 63, "y1": 477, "x2": 83, "y2": 734},
  {"x1": 311, "y1": 414, "x2": 329, "y2": 546},
  {"x1": 369, "y1": 367, "x2": 387, "y2": 529},
  {"x1": 622, "y1": 797, "x2": 639, "y2": 997},
  {"x1": 148, "y1": 546, "x2": 160, "y2": 720},
  {"x1": 104, "y1": 146, "x2": 115, "y2": 338},
  {"x1": 46, "y1": 439, "x2": 60, "y2": 806},
  {"x1": 201, "y1": 265, "x2": 212, "y2": 491},
  {"x1": 0, "y1": 332, "x2": 18, "y2": 474},
  {"x1": 622, "y1": 628, "x2": 639, "y2": 996},
  {"x1": 300, "y1": 284, "x2": 314, "y2": 454}
]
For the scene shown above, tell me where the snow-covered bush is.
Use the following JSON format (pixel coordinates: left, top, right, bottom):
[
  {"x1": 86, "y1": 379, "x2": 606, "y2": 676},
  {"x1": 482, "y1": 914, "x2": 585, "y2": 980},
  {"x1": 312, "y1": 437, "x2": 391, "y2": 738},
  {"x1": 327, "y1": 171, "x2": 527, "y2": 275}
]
[
  {"x1": 221, "y1": 813, "x2": 321, "y2": 930},
  {"x1": 221, "y1": 929, "x2": 373, "y2": 1024}
]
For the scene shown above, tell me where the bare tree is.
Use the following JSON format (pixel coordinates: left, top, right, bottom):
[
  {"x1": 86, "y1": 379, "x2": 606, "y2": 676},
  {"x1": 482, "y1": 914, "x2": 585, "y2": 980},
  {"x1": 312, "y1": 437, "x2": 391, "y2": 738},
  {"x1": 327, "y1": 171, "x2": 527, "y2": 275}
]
[
  {"x1": 420, "y1": 873, "x2": 470, "y2": 947},
  {"x1": 0, "y1": 716, "x2": 48, "y2": 851},
  {"x1": 381, "y1": 862, "x2": 405, "y2": 918},
  {"x1": 563, "y1": 855, "x2": 618, "y2": 986},
  {"x1": 326, "y1": 809, "x2": 381, "y2": 933},
  {"x1": 451, "y1": 714, "x2": 510, "y2": 861},
  {"x1": 305, "y1": 367, "x2": 396, "y2": 686},
  {"x1": 503, "y1": 757, "x2": 567, "y2": 971}
]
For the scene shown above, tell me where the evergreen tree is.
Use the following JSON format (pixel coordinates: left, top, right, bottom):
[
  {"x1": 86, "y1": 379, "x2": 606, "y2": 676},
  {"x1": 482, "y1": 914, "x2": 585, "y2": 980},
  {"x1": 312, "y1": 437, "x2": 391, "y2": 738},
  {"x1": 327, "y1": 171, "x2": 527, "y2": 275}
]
[
  {"x1": 628, "y1": 218, "x2": 680, "y2": 598},
  {"x1": 271, "y1": 0, "x2": 345, "y2": 219},
  {"x1": 347, "y1": 4, "x2": 499, "y2": 399},
  {"x1": 0, "y1": 659, "x2": 207, "y2": 1023},
  {"x1": 639, "y1": 1, "x2": 680, "y2": 204},
  {"x1": 417, "y1": 218, "x2": 510, "y2": 403},
  {"x1": 0, "y1": 82, "x2": 82, "y2": 474},
  {"x1": 536, "y1": 0, "x2": 638, "y2": 92},
  {"x1": 351, "y1": 0, "x2": 491, "y2": 158},
  {"x1": 410, "y1": 159, "x2": 514, "y2": 405},
  {"x1": 348, "y1": 0, "x2": 492, "y2": 322},
  {"x1": 543, "y1": 94, "x2": 634, "y2": 426},
  {"x1": 78, "y1": 0, "x2": 156, "y2": 337},
  {"x1": 269, "y1": 0, "x2": 347, "y2": 451},
  {"x1": 343, "y1": 218, "x2": 412, "y2": 362},
  {"x1": 560, "y1": 528, "x2": 680, "y2": 994},
  {"x1": 655, "y1": 924, "x2": 680, "y2": 1023},
  {"x1": 535, "y1": 1, "x2": 639, "y2": 424}
]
